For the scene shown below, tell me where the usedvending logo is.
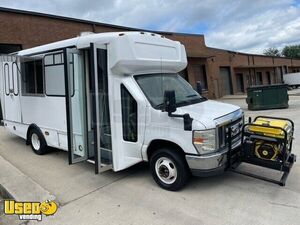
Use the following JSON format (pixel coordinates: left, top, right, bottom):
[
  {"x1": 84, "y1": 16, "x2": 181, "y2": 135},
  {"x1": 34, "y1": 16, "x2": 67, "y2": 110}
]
[{"x1": 3, "y1": 200, "x2": 58, "y2": 221}]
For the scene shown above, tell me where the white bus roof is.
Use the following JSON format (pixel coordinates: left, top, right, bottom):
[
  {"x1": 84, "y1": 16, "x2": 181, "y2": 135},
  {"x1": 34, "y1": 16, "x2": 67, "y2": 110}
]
[
  {"x1": 18, "y1": 32, "x2": 174, "y2": 55},
  {"x1": 18, "y1": 32, "x2": 187, "y2": 75}
]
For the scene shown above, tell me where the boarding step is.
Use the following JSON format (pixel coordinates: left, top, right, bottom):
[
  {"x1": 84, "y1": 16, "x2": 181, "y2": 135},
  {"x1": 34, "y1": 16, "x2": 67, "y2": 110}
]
[{"x1": 86, "y1": 159, "x2": 113, "y2": 173}]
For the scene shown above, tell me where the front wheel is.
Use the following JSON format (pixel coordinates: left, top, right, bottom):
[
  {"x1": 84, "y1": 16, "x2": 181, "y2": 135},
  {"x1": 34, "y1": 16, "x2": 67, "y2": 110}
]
[{"x1": 150, "y1": 148, "x2": 190, "y2": 191}]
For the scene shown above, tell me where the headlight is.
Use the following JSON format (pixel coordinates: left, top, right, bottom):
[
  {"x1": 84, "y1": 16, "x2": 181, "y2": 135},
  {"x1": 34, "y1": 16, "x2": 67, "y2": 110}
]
[{"x1": 193, "y1": 129, "x2": 217, "y2": 154}]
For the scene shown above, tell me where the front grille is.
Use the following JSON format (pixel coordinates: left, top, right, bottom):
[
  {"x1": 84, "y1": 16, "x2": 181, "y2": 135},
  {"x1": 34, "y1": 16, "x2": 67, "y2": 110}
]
[{"x1": 218, "y1": 116, "x2": 243, "y2": 149}]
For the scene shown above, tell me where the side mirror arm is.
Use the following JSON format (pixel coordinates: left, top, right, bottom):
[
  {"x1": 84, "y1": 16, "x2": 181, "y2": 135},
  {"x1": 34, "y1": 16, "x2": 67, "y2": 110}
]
[
  {"x1": 163, "y1": 90, "x2": 193, "y2": 131},
  {"x1": 168, "y1": 112, "x2": 193, "y2": 131}
]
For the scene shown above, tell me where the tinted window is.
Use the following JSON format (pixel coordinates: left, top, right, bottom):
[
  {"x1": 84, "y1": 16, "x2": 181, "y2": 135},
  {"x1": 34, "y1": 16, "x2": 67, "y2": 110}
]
[
  {"x1": 22, "y1": 59, "x2": 44, "y2": 95},
  {"x1": 121, "y1": 84, "x2": 137, "y2": 142}
]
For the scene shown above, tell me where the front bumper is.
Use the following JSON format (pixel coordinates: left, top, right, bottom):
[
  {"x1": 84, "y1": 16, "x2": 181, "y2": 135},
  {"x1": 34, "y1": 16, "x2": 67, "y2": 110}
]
[{"x1": 185, "y1": 149, "x2": 228, "y2": 177}]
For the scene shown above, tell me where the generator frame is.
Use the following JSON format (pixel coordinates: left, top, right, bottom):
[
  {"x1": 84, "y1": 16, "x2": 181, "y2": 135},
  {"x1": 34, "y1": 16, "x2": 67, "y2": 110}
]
[{"x1": 227, "y1": 116, "x2": 296, "y2": 186}]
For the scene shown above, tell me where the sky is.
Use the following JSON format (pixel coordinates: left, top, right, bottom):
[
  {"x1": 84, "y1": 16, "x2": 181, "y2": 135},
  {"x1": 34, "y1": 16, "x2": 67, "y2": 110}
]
[{"x1": 1, "y1": 0, "x2": 300, "y2": 54}]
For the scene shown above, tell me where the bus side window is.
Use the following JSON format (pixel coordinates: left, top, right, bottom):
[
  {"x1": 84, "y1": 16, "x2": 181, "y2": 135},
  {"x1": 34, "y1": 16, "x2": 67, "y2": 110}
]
[
  {"x1": 44, "y1": 52, "x2": 73, "y2": 96},
  {"x1": 4, "y1": 63, "x2": 9, "y2": 95},
  {"x1": 44, "y1": 53, "x2": 65, "y2": 96},
  {"x1": 12, "y1": 62, "x2": 19, "y2": 95},
  {"x1": 121, "y1": 84, "x2": 138, "y2": 142},
  {"x1": 21, "y1": 59, "x2": 44, "y2": 95}
]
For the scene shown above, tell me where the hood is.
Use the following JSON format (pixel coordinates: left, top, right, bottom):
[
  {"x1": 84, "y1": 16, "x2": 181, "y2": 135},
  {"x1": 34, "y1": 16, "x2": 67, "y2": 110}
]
[{"x1": 176, "y1": 100, "x2": 241, "y2": 129}]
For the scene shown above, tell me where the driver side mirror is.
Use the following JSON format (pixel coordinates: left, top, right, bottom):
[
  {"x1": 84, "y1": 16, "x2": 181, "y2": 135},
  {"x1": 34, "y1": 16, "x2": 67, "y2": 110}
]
[
  {"x1": 163, "y1": 90, "x2": 193, "y2": 131},
  {"x1": 164, "y1": 90, "x2": 176, "y2": 115}
]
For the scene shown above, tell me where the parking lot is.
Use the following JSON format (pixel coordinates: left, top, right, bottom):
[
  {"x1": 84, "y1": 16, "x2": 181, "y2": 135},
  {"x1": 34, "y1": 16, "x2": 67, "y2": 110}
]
[{"x1": 0, "y1": 92, "x2": 300, "y2": 225}]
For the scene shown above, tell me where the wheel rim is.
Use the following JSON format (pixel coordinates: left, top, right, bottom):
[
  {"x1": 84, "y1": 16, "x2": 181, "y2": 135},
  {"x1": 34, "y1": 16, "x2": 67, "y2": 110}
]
[
  {"x1": 31, "y1": 133, "x2": 40, "y2": 151},
  {"x1": 155, "y1": 157, "x2": 177, "y2": 185}
]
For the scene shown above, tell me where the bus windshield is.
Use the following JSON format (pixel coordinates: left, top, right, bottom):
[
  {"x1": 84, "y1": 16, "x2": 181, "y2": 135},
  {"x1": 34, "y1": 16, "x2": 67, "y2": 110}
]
[{"x1": 135, "y1": 73, "x2": 206, "y2": 109}]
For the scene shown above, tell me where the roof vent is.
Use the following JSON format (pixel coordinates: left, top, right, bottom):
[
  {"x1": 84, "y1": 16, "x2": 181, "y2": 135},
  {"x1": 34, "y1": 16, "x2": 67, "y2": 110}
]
[{"x1": 79, "y1": 31, "x2": 94, "y2": 36}]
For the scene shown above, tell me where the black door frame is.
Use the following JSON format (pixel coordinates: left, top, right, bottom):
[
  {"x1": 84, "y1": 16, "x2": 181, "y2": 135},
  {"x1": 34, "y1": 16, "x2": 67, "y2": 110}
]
[{"x1": 64, "y1": 48, "x2": 89, "y2": 165}]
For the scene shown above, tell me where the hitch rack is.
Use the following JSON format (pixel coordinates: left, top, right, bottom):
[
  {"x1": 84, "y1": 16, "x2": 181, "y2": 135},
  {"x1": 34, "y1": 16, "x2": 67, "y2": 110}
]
[{"x1": 226, "y1": 116, "x2": 296, "y2": 186}]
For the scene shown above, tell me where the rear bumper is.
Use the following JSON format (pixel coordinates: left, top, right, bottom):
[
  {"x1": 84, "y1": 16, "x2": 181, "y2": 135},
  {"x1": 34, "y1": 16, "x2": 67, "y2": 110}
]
[{"x1": 185, "y1": 149, "x2": 228, "y2": 177}]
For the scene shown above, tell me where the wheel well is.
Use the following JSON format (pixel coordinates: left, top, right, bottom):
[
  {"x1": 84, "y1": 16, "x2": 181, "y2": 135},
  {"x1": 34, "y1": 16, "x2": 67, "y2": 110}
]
[
  {"x1": 147, "y1": 139, "x2": 186, "y2": 160},
  {"x1": 26, "y1": 124, "x2": 43, "y2": 145}
]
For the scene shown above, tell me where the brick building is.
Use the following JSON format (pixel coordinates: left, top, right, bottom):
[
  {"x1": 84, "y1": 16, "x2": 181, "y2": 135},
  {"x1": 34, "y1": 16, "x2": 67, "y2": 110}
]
[{"x1": 1, "y1": 7, "x2": 300, "y2": 98}]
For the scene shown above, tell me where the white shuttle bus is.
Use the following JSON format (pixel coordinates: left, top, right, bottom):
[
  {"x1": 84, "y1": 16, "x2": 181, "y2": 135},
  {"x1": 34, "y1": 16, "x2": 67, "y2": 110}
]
[{"x1": 0, "y1": 32, "x2": 243, "y2": 190}]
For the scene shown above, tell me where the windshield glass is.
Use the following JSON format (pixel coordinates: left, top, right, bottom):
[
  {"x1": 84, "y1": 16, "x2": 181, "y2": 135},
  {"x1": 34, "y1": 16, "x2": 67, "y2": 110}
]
[{"x1": 135, "y1": 73, "x2": 206, "y2": 109}]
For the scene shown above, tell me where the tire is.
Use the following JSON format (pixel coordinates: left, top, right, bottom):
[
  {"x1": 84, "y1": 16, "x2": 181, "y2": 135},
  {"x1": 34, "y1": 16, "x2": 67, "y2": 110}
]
[
  {"x1": 150, "y1": 148, "x2": 190, "y2": 191},
  {"x1": 29, "y1": 128, "x2": 48, "y2": 155}
]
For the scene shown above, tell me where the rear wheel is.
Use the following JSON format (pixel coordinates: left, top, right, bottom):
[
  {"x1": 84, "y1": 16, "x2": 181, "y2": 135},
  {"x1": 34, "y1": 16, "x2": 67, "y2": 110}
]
[
  {"x1": 150, "y1": 148, "x2": 190, "y2": 191},
  {"x1": 29, "y1": 128, "x2": 48, "y2": 155}
]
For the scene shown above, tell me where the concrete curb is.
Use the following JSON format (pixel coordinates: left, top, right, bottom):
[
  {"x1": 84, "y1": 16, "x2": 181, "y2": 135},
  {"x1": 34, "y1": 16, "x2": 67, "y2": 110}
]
[
  {"x1": 0, "y1": 155, "x2": 56, "y2": 203},
  {"x1": 0, "y1": 183, "x2": 14, "y2": 200}
]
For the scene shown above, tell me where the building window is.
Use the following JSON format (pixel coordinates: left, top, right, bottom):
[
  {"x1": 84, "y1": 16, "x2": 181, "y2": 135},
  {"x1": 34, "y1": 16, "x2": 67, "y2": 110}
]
[
  {"x1": 256, "y1": 72, "x2": 263, "y2": 85},
  {"x1": 21, "y1": 59, "x2": 44, "y2": 95},
  {"x1": 121, "y1": 84, "x2": 137, "y2": 142},
  {"x1": 193, "y1": 65, "x2": 208, "y2": 90}
]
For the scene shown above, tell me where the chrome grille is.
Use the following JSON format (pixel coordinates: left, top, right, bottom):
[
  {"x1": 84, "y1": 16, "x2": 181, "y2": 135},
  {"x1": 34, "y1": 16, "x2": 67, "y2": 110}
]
[{"x1": 218, "y1": 116, "x2": 243, "y2": 149}]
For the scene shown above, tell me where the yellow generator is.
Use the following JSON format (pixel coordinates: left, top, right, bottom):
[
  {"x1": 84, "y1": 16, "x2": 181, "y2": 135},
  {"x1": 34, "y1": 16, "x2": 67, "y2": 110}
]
[
  {"x1": 248, "y1": 118, "x2": 293, "y2": 161},
  {"x1": 229, "y1": 116, "x2": 296, "y2": 186}
]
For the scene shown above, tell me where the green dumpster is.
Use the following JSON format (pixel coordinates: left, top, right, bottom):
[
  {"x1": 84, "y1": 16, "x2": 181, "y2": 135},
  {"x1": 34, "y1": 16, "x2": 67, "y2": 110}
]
[{"x1": 246, "y1": 84, "x2": 289, "y2": 110}]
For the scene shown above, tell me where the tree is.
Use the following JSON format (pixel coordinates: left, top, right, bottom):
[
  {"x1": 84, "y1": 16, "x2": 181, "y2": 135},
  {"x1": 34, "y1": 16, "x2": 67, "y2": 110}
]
[
  {"x1": 263, "y1": 47, "x2": 281, "y2": 57},
  {"x1": 281, "y1": 45, "x2": 300, "y2": 58}
]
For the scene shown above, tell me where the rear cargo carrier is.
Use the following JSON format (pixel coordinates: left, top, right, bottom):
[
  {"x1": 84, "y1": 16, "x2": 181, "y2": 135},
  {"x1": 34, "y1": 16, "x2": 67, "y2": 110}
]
[{"x1": 227, "y1": 116, "x2": 296, "y2": 186}]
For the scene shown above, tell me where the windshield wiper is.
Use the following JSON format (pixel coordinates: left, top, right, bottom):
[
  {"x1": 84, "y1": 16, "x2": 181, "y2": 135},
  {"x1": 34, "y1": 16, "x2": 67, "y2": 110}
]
[
  {"x1": 155, "y1": 103, "x2": 165, "y2": 109},
  {"x1": 156, "y1": 96, "x2": 206, "y2": 109},
  {"x1": 187, "y1": 94, "x2": 207, "y2": 101},
  {"x1": 186, "y1": 94, "x2": 198, "y2": 98}
]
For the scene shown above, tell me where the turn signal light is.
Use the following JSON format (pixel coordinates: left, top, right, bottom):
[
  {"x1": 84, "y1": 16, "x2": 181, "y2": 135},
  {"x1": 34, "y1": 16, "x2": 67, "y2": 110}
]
[{"x1": 193, "y1": 137, "x2": 204, "y2": 144}]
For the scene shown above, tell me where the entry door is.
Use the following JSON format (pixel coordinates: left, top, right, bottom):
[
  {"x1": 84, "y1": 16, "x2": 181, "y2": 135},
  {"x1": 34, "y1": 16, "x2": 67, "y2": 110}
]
[
  {"x1": 219, "y1": 67, "x2": 233, "y2": 95},
  {"x1": 91, "y1": 43, "x2": 113, "y2": 173},
  {"x1": 1, "y1": 56, "x2": 22, "y2": 122},
  {"x1": 65, "y1": 48, "x2": 88, "y2": 164}
]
